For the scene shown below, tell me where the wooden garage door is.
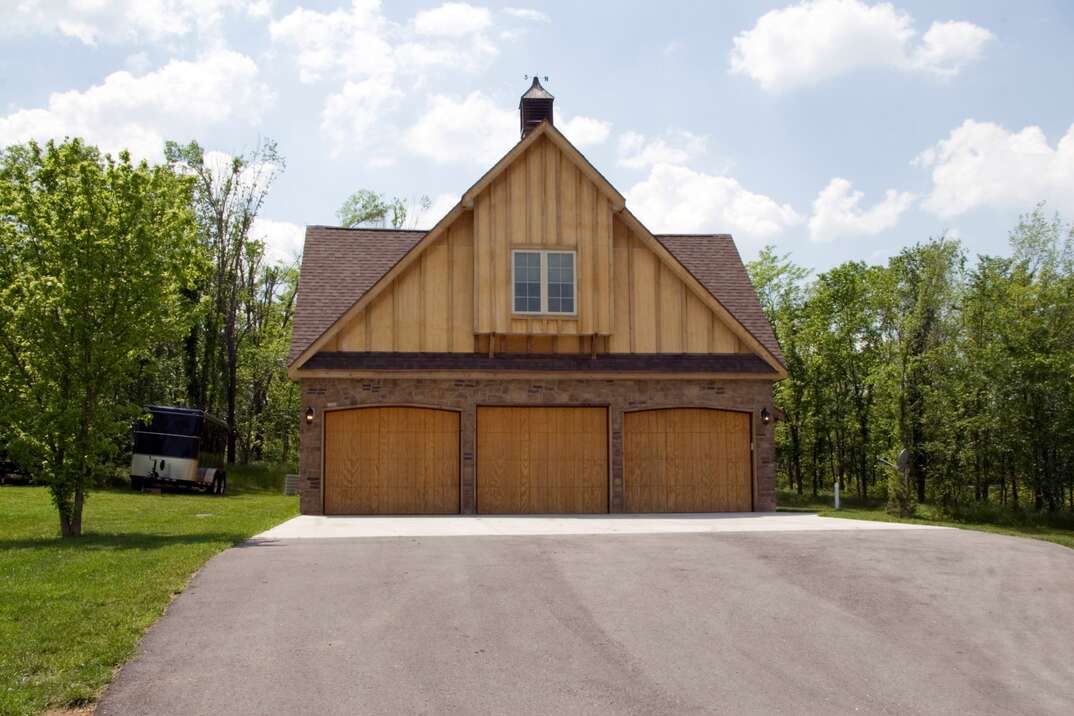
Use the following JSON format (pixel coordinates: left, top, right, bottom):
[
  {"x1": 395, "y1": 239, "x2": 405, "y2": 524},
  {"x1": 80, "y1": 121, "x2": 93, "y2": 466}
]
[
  {"x1": 324, "y1": 407, "x2": 459, "y2": 515},
  {"x1": 624, "y1": 408, "x2": 752, "y2": 512},
  {"x1": 477, "y1": 407, "x2": 608, "y2": 514}
]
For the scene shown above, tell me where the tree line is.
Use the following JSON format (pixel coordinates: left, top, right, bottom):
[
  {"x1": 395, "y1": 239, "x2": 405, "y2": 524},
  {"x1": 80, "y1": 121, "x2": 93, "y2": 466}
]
[
  {"x1": 0, "y1": 138, "x2": 299, "y2": 535},
  {"x1": 748, "y1": 207, "x2": 1074, "y2": 516}
]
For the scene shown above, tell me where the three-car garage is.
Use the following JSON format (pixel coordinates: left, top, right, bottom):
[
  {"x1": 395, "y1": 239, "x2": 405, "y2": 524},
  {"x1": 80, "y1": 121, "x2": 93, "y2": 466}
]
[{"x1": 321, "y1": 405, "x2": 753, "y2": 515}]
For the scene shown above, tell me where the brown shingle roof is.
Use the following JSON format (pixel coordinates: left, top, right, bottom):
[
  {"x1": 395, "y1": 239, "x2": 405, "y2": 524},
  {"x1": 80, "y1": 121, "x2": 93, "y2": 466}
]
[
  {"x1": 289, "y1": 227, "x2": 784, "y2": 369},
  {"x1": 654, "y1": 234, "x2": 784, "y2": 366},
  {"x1": 288, "y1": 226, "x2": 423, "y2": 362}
]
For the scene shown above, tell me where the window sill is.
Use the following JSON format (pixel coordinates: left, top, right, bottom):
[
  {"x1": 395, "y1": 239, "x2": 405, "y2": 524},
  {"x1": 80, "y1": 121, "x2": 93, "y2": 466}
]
[{"x1": 511, "y1": 313, "x2": 578, "y2": 320}]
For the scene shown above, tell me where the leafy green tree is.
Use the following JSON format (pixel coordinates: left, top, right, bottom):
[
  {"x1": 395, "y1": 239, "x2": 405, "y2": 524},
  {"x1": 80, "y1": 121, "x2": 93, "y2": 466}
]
[
  {"x1": 0, "y1": 139, "x2": 199, "y2": 536},
  {"x1": 165, "y1": 139, "x2": 283, "y2": 462},
  {"x1": 337, "y1": 189, "x2": 432, "y2": 229},
  {"x1": 748, "y1": 247, "x2": 811, "y2": 494},
  {"x1": 876, "y1": 238, "x2": 963, "y2": 503},
  {"x1": 236, "y1": 261, "x2": 299, "y2": 463}
]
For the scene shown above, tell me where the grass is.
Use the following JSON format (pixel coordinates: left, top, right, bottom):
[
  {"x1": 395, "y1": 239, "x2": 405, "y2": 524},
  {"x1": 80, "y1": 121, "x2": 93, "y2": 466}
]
[
  {"x1": 0, "y1": 464, "x2": 298, "y2": 716},
  {"x1": 778, "y1": 489, "x2": 1074, "y2": 550}
]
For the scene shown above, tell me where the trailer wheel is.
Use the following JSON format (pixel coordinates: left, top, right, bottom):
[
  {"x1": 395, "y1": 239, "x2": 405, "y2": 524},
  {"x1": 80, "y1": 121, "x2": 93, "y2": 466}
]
[{"x1": 217, "y1": 473, "x2": 227, "y2": 496}]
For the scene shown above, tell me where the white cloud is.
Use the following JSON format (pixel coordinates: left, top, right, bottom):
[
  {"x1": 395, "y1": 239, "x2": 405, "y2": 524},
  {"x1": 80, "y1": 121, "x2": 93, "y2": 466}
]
[
  {"x1": 729, "y1": 0, "x2": 993, "y2": 92},
  {"x1": 124, "y1": 51, "x2": 152, "y2": 74},
  {"x1": 808, "y1": 178, "x2": 916, "y2": 242},
  {"x1": 2, "y1": 0, "x2": 265, "y2": 46},
  {"x1": 503, "y1": 8, "x2": 550, "y2": 23},
  {"x1": 420, "y1": 193, "x2": 460, "y2": 227},
  {"x1": 271, "y1": 0, "x2": 500, "y2": 156},
  {"x1": 559, "y1": 116, "x2": 612, "y2": 148},
  {"x1": 404, "y1": 91, "x2": 517, "y2": 164},
  {"x1": 910, "y1": 20, "x2": 993, "y2": 75},
  {"x1": 271, "y1": 1, "x2": 500, "y2": 83},
  {"x1": 626, "y1": 163, "x2": 803, "y2": 245},
  {"x1": 320, "y1": 75, "x2": 402, "y2": 158},
  {"x1": 0, "y1": 51, "x2": 274, "y2": 160},
  {"x1": 413, "y1": 3, "x2": 491, "y2": 37},
  {"x1": 269, "y1": 1, "x2": 394, "y2": 83},
  {"x1": 251, "y1": 218, "x2": 305, "y2": 265},
  {"x1": 914, "y1": 120, "x2": 1074, "y2": 218},
  {"x1": 618, "y1": 130, "x2": 708, "y2": 169}
]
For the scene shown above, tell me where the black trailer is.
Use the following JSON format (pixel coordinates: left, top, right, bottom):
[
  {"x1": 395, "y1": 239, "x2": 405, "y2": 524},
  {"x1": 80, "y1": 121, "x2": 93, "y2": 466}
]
[{"x1": 131, "y1": 406, "x2": 229, "y2": 494}]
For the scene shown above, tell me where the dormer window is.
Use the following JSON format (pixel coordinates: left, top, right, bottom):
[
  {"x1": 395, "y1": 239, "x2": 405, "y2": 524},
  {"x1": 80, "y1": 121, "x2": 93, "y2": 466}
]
[{"x1": 512, "y1": 249, "x2": 576, "y2": 315}]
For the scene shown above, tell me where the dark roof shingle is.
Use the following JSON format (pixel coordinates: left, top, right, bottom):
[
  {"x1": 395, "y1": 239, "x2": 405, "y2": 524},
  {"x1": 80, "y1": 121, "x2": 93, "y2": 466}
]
[
  {"x1": 288, "y1": 226, "x2": 423, "y2": 362},
  {"x1": 289, "y1": 227, "x2": 784, "y2": 368}
]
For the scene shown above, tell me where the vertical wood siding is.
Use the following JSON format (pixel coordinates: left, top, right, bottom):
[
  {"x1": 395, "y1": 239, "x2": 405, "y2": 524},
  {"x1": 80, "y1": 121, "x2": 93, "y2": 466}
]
[{"x1": 331, "y1": 136, "x2": 748, "y2": 355}]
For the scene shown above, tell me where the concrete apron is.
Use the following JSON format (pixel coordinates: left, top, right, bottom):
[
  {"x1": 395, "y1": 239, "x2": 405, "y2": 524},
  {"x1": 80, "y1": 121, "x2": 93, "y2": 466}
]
[{"x1": 253, "y1": 513, "x2": 945, "y2": 540}]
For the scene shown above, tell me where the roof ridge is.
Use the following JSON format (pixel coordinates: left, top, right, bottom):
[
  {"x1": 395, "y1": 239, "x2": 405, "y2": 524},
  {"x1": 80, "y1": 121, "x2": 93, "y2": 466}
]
[
  {"x1": 654, "y1": 233, "x2": 734, "y2": 238},
  {"x1": 307, "y1": 225, "x2": 428, "y2": 234}
]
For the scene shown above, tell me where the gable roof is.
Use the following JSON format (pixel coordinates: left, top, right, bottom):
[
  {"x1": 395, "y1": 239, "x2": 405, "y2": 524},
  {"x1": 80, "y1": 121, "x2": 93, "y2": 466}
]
[
  {"x1": 655, "y1": 234, "x2": 784, "y2": 366},
  {"x1": 462, "y1": 120, "x2": 624, "y2": 211},
  {"x1": 287, "y1": 119, "x2": 783, "y2": 374},
  {"x1": 288, "y1": 226, "x2": 785, "y2": 369},
  {"x1": 288, "y1": 226, "x2": 423, "y2": 363}
]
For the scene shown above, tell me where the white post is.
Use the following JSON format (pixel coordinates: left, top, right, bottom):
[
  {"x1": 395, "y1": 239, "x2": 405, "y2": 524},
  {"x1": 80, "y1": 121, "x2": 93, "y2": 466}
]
[{"x1": 834, "y1": 482, "x2": 841, "y2": 510}]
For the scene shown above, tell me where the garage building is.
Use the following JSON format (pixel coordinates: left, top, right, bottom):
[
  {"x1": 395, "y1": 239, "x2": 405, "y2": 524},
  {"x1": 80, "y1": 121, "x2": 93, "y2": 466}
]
[{"x1": 288, "y1": 79, "x2": 785, "y2": 515}]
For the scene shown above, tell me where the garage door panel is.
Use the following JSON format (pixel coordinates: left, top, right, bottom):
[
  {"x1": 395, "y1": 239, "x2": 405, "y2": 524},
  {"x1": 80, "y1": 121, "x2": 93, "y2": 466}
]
[
  {"x1": 624, "y1": 408, "x2": 751, "y2": 513},
  {"x1": 324, "y1": 407, "x2": 460, "y2": 515},
  {"x1": 477, "y1": 407, "x2": 608, "y2": 514}
]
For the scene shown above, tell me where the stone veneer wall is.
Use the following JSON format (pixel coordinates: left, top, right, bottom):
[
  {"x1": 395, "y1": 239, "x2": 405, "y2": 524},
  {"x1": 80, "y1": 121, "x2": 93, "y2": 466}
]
[{"x1": 298, "y1": 377, "x2": 776, "y2": 515}]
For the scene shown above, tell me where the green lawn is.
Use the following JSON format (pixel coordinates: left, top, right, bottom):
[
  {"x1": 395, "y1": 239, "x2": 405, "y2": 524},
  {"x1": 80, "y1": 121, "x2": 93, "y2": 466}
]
[
  {"x1": 778, "y1": 490, "x2": 1074, "y2": 550},
  {"x1": 0, "y1": 466, "x2": 298, "y2": 716}
]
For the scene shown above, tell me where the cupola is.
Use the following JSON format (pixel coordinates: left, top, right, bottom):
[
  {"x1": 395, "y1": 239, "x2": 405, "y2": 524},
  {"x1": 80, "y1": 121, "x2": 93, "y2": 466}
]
[{"x1": 519, "y1": 75, "x2": 554, "y2": 138}]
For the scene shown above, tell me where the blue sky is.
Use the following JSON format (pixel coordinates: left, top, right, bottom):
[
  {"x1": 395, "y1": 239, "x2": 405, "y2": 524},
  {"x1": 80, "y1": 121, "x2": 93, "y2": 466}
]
[{"x1": 2, "y1": 0, "x2": 1073, "y2": 271}]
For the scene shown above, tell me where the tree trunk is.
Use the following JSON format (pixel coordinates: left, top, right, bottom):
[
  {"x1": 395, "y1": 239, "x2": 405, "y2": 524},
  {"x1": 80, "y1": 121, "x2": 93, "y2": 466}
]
[
  {"x1": 225, "y1": 304, "x2": 238, "y2": 463},
  {"x1": 793, "y1": 426, "x2": 803, "y2": 496},
  {"x1": 226, "y1": 343, "x2": 238, "y2": 464},
  {"x1": 59, "y1": 487, "x2": 84, "y2": 538},
  {"x1": 811, "y1": 437, "x2": 821, "y2": 497}
]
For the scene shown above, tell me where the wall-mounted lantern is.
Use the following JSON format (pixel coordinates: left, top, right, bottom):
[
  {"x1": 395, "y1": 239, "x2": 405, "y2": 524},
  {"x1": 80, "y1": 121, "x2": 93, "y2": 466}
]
[
  {"x1": 760, "y1": 407, "x2": 771, "y2": 426},
  {"x1": 305, "y1": 407, "x2": 315, "y2": 425}
]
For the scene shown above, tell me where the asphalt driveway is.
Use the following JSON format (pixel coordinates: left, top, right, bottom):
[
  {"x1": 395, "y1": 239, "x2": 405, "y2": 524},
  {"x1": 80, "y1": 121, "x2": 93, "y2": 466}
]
[{"x1": 98, "y1": 517, "x2": 1074, "y2": 715}]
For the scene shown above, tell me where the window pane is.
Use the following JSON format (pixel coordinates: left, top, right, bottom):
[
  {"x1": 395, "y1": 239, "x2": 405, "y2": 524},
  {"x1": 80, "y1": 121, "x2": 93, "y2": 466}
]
[
  {"x1": 514, "y1": 252, "x2": 541, "y2": 312},
  {"x1": 545, "y1": 252, "x2": 574, "y2": 313}
]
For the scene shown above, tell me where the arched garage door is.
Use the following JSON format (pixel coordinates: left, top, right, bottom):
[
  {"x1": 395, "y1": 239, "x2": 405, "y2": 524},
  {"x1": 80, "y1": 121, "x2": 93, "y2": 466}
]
[
  {"x1": 324, "y1": 407, "x2": 459, "y2": 515},
  {"x1": 624, "y1": 408, "x2": 752, "y2": 512}
]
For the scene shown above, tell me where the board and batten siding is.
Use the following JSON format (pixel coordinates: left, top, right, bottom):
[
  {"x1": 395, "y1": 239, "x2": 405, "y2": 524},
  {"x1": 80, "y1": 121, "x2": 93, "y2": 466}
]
[
  {"x1": 472, "y1": 134, "x2": 613, "y2": 337},
  {"x1": 335, "y1": 213, "x2": 475, "y2": 353},
  {"x1": 329, "y1": 136, "x2": 747, "y2": 355}
]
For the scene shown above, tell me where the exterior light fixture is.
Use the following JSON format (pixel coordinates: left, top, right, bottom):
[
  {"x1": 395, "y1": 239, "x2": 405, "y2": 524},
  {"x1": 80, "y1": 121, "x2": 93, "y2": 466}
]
[
  {"x1": 760, "y1": 407, "x2": 771, "y2": 426},
  {"x1": 305, "y1": 407, "x2": 315, "y2": 425}
]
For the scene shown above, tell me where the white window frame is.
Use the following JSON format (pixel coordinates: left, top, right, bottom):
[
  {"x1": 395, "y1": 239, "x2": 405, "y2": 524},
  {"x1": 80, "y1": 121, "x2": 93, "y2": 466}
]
[{"x1": 511, "y1": 249, "x2": 577, "y2": 316}]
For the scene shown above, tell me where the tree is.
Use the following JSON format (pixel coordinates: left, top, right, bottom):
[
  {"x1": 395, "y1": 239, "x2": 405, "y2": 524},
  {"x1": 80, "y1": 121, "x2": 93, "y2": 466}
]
[
  {"x1": 337, "y1": 189, "x2": 431, "y2": 229},
  {"x1": 235, "y1": 261, "x2": 299, "y2": 463},
  {"x1": 165, "y1": 139, "x2": 284, "y2": 463},
  {"x1": 0, "y1": 139, "x2": 199, "y2": 536},
  {"x1": 748, "y1": 247, "x2": 810, "y2": 494},
  {"x1": 877, "y1": 238, "x2": 963, "y2": 503}
]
